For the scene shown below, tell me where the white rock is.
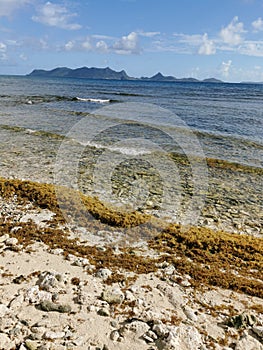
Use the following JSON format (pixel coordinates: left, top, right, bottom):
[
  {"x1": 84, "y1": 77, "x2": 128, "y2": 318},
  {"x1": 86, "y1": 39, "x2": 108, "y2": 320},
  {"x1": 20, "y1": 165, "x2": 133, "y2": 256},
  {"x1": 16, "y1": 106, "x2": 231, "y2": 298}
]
[
  {"x1": 153, "y1": 322, "x2": 169, "y2": 337},
  {"x1": 235, "y1": 333, "x2": 263, "y2": 350},
  {"x1": 0, "y1": 304, "x2": 9, "y2": 317},
  {"x1": 24, "y1": 285, "x2": 52, "y2": 304},
  {"x1": 120, "y1": 320, "x2": 150, "y2": 338},
  {"x1": 5, "y1": 237, "x2": 18, "y2": 246},
  {"x1": 125, "y1": 290, "x2": 136, "y2": 302},
  {"x1": 163, "y1": 325, "x2": 203, "y2": 350},
  {"x1": 43, "y1": 331, "x2": 65, "y2": 340},
  {"x1": 110, "y1": 330, "x2": 120, "y2": 341},
  {"x1": 101, "y1": 288, "x2": 124, "y2": 304},
  {"x1": 183, "y1": 305, "x2": 198, "y2": 322},
  {"x1": 253, "y1": 326, "x2": 263, "y2": 338},
  {"x1": 164, "y1": 264, "x2": 176, "y2": 275},
  {"x1": 148, "y1": 330, "x2": 158, "y2": 340},
  {"x1": 20, "y1": 210, "x2": 54, "y2": 226},
  {"x1": 0, "y1": 234, "x2": 9, "y2": 243},
  {"x1": 50, "y1": 248, "x2": 64, "y2": 255},
  {"x1": 9, "y1": 294, "x2": 24, "y2": 310},
  {"x1": 19, "y1": 345, "x2": 27, "y2": 350},
  {"x1": 0, "y1": 333, "x2": 15, "y2": 350},
  {"x1": 66, "y1": 254, "x2": 76, "y2": 262},
  {"x1": 72, "y1": 337, "x2": 84, "y2": 346}
]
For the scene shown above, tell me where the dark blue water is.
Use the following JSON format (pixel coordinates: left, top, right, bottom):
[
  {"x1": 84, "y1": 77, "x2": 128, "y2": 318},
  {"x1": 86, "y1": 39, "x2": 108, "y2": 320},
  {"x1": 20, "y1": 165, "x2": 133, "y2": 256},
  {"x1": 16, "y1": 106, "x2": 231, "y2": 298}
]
[{"x1": 0, "y1": 75, "x2": 262, "y2": 168}]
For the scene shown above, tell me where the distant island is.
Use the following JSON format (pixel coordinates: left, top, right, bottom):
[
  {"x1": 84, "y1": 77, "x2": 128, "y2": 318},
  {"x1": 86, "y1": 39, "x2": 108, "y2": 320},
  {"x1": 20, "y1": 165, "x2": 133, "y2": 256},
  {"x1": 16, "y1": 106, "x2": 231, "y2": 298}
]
[{"x1": 27, "y1": 66, "x2": 223, "y2": 83}]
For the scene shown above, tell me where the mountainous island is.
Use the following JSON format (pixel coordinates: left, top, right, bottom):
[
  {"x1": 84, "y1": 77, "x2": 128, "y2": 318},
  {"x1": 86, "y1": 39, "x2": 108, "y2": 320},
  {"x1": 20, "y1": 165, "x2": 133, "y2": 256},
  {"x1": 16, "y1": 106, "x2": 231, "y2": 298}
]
[{"x1": 28, "y1": 66, "x2": 223, "y2": 83}]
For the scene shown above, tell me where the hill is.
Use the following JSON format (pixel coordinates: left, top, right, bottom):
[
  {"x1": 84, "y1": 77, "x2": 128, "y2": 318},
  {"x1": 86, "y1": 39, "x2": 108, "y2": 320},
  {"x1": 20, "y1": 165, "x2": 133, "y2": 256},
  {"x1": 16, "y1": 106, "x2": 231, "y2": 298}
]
[{"x1": 27, "y1": 66, "x2": 223, "y2": 83}]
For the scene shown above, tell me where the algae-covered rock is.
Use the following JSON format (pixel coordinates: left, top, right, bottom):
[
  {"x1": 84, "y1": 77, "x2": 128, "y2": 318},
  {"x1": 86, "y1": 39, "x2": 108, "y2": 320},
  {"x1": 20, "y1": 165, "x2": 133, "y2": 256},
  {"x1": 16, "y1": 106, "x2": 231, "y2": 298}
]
[{"x1": 227, "y1": 312, "x2": 256, "y2": 329}]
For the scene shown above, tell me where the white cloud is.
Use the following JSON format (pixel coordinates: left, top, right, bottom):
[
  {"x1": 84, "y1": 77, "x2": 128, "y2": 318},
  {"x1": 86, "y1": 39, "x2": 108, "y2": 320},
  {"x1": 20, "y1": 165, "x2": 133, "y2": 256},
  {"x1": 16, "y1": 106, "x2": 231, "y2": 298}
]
[
  {"x1": 252, "y1": 17, "x2": 263, "y2": 32},
  {"x1": 239, "y1": 41, "x2": 263, "y2": 56},
  {"x1": 64, "y1": 40, "x2": 75, "y2": 51},
  {"x1": 219, "y1": 16, "x2": 245, "y2": 45},
  {"x1": 0, "y1": 42, "x2": 7, "y2": 60},
  {"x1": 32, "y1": 2, "x2": 81, "y2": 30},
  {"x1": 0, "y1": 42, "x2": 6, "y2": 52},
  {"x1": 174, "y1": 33, "x2": 203, "y2": 45},
  {"x1": 82, "y1": 38, "x2": 92, "y2": 50},
  {"x1": 92, "y1": 34, "x2": 115, "y2": 40},
  {"x1": 96, "y1": 40, "x2": 108, "y2": 53},
  {"x1": 138, "y1": 31, "x2": 160, "y2": 37},
  {"x1": 198, "y1": 33, "x2": 216, "y2": 55},
  {"x1": 0, "y1": 0, "x2": 31, "y2": 17},
  {"x1": 19, "y1": 53, "x2": 27, "y2": 61},
  {"x1": 220, "y1": 60, "x2": 232, "y2": 77},
  {"x1": 112, "y1": 32, "x2": 140, "y2": 54}
]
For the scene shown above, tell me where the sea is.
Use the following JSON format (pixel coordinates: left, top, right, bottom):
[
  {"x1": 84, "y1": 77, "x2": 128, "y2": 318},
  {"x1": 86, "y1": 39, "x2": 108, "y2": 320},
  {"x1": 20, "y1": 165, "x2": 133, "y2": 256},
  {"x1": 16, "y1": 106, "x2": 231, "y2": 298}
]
[{"x1": 0, "y1": 75, "x2": 262, "y2": 232}]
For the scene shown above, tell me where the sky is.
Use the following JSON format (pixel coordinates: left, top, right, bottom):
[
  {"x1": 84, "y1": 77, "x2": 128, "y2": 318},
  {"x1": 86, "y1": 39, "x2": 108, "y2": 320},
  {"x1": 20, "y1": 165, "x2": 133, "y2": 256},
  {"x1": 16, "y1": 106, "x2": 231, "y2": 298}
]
[{"x1": 1, "y1": 0, "x2": 263, "y2": 81}]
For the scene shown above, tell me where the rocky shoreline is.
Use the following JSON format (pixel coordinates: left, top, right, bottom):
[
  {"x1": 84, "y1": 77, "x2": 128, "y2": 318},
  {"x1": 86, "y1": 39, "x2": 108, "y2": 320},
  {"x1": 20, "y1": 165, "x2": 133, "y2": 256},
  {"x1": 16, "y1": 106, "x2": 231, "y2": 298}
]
[{"x1": 0, "y1": 177, "x2": 262, "y2": 350}]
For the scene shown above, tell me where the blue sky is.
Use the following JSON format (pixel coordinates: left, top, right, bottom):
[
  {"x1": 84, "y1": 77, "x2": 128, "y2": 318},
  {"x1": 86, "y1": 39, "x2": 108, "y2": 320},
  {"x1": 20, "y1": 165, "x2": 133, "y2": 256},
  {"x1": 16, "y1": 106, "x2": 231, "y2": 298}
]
[{"x1": 1, "y1": 0, "x2": 263, "y2": 81}]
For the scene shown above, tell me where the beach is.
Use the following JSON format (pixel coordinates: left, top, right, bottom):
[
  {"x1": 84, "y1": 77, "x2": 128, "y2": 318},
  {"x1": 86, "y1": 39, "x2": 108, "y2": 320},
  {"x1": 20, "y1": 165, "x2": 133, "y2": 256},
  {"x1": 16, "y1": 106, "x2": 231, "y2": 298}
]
[{"x1": 0, "y1": 76, "x2": 262, "y2": 349}]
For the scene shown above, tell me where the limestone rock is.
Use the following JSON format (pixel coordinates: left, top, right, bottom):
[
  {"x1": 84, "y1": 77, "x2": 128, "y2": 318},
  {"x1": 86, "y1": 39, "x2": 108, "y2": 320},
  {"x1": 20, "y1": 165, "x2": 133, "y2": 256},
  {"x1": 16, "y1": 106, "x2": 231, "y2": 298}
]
[
  {"x1": 158, "y1": 325, "x2": 203, "y2": 350},
  {"x1": 38, "y1": 300, "x2": 71, "y2": 313},
  {"x1": 120, "y1": 320, "x2": 150, "y2": 338},
  {"x1": 25, "y1": 286, "x2": 52, "y2": 304},
  {"x1": 24, "y1": 339, "x2": 39, "y2": 350},
  {"x1": 101, "y1": 288, "x2": 124, "y2": 304},
  {"x1": 182, "y1": 305, "x2": 198, "y2": 322},
  {"x1": 0, "y1": 303, "x2": 9, "y2": 317},
  {"x1": 0, "y1": 333, "x2": 14, "y2": 350},
  {"x1": 36, "y1": 271, "x2": 60, "y2": 291},
  {"x1": 235, "y1": 333, "x2": 263, "y2": 350},
  {"x1": 43, "y1": 330, "x2": 65, "y2": 340},
  {"x1": 253, "y1": 326, "x2": 263, "y2": 339}
]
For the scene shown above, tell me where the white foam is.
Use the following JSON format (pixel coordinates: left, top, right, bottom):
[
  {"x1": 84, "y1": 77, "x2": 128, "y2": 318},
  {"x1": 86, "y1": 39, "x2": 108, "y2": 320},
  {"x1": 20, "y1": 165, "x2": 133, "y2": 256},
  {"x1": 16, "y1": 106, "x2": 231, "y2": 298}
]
[
  {"x1": 73, "y1": 139, "x2": 151, "y2": 156},
  {"x1": 25, "y1": 128, "x2": 37, "y2": 133},
  {"x1": 76, "y1": 97, "x2": 110, "y2": 103}
]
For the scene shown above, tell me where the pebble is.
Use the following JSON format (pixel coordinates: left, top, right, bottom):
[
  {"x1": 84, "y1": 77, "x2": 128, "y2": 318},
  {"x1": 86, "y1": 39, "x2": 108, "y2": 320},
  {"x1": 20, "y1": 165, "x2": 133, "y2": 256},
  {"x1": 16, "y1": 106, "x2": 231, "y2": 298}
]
[
  {"x1": 24, "y1": 339, "x2": 39, "y2": 350},
  {"x1": 5, "y1": 237, "x2": 18, "y2": 246},
  {"x1": 101, "y1": 288, "x2": 124, "y2": 304},
  {"x1": 97, "y1": 307, "x2": 110, "y2": 317},
  {"x1": 120, "y1": 320, "x2": 150, "y2": 337},
  {"x1": 0, "y1": 234, "x2": 9, "y2": 243},
  {"x1": 110, "y1": 330, "x2": 120, "y2": 341}
]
